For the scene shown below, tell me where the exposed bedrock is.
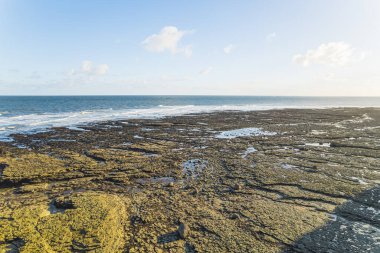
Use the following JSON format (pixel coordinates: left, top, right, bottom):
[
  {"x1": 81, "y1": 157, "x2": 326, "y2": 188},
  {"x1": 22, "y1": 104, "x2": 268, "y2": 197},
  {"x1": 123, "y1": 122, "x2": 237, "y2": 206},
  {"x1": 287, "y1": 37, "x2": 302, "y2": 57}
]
[{"x1": 0, "y1": 108, "x2": 379, "y2": 252}]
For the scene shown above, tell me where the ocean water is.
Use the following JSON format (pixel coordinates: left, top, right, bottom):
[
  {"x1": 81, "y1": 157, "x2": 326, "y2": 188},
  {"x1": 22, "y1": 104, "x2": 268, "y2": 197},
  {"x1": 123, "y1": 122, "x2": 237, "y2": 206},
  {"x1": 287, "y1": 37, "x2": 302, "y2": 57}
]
[{"x1": 0, "y1": 96, "x2": 379, "y2": 141}]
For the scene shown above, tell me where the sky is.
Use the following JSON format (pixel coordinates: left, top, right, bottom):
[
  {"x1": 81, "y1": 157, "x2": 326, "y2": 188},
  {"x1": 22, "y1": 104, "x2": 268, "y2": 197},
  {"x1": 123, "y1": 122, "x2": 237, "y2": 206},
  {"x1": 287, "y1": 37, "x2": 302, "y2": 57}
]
[{"x1": 0, "y1": 0, "x2": 380, "y2": 96}]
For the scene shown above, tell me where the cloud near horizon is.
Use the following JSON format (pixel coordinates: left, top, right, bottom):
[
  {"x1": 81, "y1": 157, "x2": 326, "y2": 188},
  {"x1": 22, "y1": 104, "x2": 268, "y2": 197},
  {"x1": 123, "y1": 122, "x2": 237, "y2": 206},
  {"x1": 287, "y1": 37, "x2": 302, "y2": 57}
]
[
  {"x1": 68, "y1": 60, "x2": 109, "y2": 76},
  {"x1": 199, "y1": 67, "x2": 213, "y2": 75},
  {"x1": 142, "y1": 26, "x2": 193, "y2": 57},
  {"x1": 223, "y1": 44, "x2": 236, "y2": 54},
  {"x1": 292, "y1": 42, "x2": 363, "y2": 67}
]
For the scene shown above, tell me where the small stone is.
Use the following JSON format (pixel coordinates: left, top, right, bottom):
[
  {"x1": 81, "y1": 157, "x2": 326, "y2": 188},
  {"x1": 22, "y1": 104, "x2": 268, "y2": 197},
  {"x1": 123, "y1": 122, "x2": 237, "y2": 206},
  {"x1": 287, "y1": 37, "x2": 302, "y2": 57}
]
[
  {"x1": 233, "y1": 183, "x2": 242, "y2": 191},
  {"x1": 192, "y1": 187, "x2": 199, "y2": 195},
  {"x1": 178, "y1": 222, "x2": 189, "y2": 239},
  {"x1": 167, "y1": 182, "x2": 174, "y2": 187},
  {"x1": 230, "y1": 213, "x2": 239, "y2": 219}
]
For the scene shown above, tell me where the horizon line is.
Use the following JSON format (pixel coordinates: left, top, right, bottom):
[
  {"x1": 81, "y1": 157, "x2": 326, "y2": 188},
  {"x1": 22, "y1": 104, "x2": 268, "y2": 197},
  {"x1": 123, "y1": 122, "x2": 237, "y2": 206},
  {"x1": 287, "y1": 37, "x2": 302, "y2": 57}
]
[{"x1": 1, "y1": 95, "x2": 380, "y2": 98}]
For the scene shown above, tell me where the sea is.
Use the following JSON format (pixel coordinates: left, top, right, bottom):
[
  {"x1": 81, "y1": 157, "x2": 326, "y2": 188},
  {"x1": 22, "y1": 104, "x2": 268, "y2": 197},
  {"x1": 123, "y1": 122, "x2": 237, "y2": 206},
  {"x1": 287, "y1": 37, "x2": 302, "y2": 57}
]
[{"x1": 1, "y1": 96, "x2": 379, "y2": 141}]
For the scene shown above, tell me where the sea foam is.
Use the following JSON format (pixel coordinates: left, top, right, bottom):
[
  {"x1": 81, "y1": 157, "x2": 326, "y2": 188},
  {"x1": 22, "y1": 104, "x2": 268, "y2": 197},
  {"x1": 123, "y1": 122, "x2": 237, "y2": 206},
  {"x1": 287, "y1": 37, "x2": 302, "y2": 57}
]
[{"x1": 0, "y1": 104, "x2": 310, "y2": 140}]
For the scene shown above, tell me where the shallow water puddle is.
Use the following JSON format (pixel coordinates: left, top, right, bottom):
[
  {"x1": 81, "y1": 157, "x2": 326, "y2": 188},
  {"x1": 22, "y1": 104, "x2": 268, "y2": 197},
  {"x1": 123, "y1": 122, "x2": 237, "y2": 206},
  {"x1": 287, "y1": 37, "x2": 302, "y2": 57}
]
[
  {"x1": 241, "y1": 147, "x2": 257, "y2": 158},
  {"x1": 327, "y1": 213, "x2": 338, "y2": 221},
  {"x1": 349, "y1": 177, "x2": 368, "y2": 185},
  {"x1": 13, "y1": 143, "x2": 29, "y2": 149},
  {"x1": 305, "y1": 142, "x2": 331, "y2": 147},
  {"x1": 66, "y1": 126, "x2": 89, "y2": 131},
  {"x1": 311, "y1": 130, "x2": 327, "y2": 135},
  {"x1": 144, "y1": 153, "x2": 160, "y2": 158},
  {"x1": 334, "y1": 113, "x2": 374, "y2": 128},
  {"x1": 48, "y1": 203, "x2": 66, "y2": 214},
  {"x1": 280, "y1": 163, "x2": 298, "y2": 170},
  {"x1": 136, "y1": 177, "x2": 175, "y2": 185},
  {"x1": 183, "y1": 159, "x2": 208, "y2": 178},
  {"x1": 215, "y1": 127, "x2": 277, "y2": 139},
  {"x1": 48, "y1": 139, "x2": 77, "y2": 142}
]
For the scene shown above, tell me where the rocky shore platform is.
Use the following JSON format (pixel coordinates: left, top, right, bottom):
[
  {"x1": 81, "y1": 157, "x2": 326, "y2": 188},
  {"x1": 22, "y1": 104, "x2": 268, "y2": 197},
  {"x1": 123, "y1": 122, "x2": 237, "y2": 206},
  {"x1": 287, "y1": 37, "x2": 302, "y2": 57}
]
[{"x1": 0, "y1": 108, "x2": 379, "y2": 252}]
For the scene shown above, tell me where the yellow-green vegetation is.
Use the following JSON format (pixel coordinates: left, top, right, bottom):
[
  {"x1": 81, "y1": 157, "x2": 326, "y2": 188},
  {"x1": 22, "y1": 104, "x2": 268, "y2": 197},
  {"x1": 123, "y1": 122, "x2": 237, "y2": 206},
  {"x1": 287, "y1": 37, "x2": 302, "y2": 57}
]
[
  {"x1": 0, "y1": 153, "x2": 67, "y2": 183},
  {"x1": 0, "y1": 192, "x2": 127, "y2": 253}
]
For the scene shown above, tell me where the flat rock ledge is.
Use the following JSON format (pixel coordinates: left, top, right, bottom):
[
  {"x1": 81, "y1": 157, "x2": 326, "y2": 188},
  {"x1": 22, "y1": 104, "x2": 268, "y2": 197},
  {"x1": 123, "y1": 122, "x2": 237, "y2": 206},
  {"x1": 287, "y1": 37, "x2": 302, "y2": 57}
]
[{"x1": 0, "y1": 108, "x2": 379, "y2": 252}]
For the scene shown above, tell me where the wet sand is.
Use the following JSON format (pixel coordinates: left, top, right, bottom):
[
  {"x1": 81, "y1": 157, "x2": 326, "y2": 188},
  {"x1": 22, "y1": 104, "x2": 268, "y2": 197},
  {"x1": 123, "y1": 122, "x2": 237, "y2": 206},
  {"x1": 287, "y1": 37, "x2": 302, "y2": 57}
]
[{"x1": 0, "y1": 108, "x2": 379, "y2": 252}]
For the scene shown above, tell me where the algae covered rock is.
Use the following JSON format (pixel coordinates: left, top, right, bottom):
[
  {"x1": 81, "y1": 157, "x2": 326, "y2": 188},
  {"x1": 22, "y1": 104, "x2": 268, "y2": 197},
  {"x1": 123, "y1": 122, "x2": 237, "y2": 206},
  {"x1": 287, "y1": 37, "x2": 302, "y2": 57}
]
[
  {"x1": 0, "y1": 192, "x2": 127, "y2": 253},
  {"x1": 0, "y1": 153, "x2": 68, "y2": 184},
  {"x1": 40, "y1": 192, "x2": 127, "y2": 252},
  {"x1": 1, "y1": 108, "x2": 379, "y2": 252}
]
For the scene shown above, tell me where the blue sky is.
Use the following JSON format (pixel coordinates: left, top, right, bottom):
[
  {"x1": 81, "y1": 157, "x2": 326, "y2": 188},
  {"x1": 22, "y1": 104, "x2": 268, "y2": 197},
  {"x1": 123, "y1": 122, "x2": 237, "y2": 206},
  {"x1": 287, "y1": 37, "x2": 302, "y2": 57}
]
[{"x1": 0, "y1": 0, "x2": 379, "y2": 95}]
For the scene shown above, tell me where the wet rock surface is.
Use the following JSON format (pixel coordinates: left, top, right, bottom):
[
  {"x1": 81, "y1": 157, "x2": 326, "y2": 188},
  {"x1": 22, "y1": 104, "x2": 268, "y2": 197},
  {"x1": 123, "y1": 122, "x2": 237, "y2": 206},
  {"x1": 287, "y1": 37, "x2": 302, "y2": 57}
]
[
  {"x1": 284, "y1": 186, "x2": 380, "y2": 253},
  {"x1": 0, "y1": 108, "x2": 379, "y2": 252}
]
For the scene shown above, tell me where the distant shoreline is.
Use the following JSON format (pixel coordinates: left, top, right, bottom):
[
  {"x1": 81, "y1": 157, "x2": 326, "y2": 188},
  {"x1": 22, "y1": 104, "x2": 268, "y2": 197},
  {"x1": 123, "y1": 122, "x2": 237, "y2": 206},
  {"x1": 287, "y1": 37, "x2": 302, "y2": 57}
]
[
  {"x1": 2, "y1": 106, "x2": 379, "y2": 143},
  {"x1": 1, "y1": 95, "x2": 380, "y2": 97}
]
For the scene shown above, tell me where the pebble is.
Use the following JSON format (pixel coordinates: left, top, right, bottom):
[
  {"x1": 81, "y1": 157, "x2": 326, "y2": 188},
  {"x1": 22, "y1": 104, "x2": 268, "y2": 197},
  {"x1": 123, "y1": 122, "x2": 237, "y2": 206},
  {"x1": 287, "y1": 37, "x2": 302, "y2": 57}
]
[
  {"x1": 178, "y1": 222, "x2": 189, "y2": 239},
  {"x1": 233, "y1": 183, "x2": 242, "y2": 191}
]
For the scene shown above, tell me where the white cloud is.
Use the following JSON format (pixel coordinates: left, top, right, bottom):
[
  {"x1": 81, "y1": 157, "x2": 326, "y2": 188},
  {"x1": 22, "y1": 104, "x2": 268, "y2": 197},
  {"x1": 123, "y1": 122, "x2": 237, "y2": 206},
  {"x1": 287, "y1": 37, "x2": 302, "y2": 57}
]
[
  {"x1": 223, "y1": 44, "x2": 236, "y2": 54},
  {"x1": 82, "y1": 60, "x2": 93, "y2": 73},
  {"x1": 67, "y1": 60, "x2": 109, "y2": 77},
  {"x1": 266, "y1": 32, "x2": 276, "y2": 42},
  {"x1": 96, "y1": 64, "x2": 109, "y2": 75},
  {"x1": 67, "y1": 69, "x2": 77, "y2": 76},
  {"x1": 199, "y1": 67, "x2": 213, "y2": 75},
  {"x1": 142, "y1": 26, "x2": 193, "y2": 56},
  {"x1": 293, "y1": 42, "x2": 363, "y2": 67},
  {"x1": 160, "y1": 75, "x2": 192, "y2": 82},
  {"x1": 182, "y1": 45, "x2": 193, "y2": 57}
]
